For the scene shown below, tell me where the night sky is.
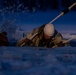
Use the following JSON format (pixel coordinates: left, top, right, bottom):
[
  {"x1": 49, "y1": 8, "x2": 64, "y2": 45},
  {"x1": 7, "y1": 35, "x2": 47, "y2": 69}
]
[{"x1": 0, "y1": 0, "x2": 76, "y2": 12}]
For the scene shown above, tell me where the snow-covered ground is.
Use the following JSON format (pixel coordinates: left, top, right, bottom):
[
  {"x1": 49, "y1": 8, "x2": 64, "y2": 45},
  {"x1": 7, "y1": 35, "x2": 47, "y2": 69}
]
[
  {"x1": 0, "y1": 10, "x2": 76, "y2": 75},
  {"x1": 0, "y1": 46, "x2": 76, "y2": 75}
]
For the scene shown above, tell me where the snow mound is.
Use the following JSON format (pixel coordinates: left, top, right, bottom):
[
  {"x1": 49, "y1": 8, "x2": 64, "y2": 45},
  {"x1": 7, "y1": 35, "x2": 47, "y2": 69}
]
[{"x1": 0, "y1": 47, "x2": 76, "y2": 75}]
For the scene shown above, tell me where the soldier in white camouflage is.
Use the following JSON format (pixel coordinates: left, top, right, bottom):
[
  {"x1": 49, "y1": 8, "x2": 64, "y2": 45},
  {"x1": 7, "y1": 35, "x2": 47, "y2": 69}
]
[{"x1": 16, "y1": 23, "x2": 70, "y2": 48}]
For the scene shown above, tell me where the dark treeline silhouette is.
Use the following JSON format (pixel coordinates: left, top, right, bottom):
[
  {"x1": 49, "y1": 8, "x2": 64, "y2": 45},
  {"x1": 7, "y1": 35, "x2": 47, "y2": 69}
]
[
  {"x1": 61, "y1": 0, "x2": 71, "y2": 8},
  {"x1": 0, "y1": 0, "x2": 76, "y2": 12}
]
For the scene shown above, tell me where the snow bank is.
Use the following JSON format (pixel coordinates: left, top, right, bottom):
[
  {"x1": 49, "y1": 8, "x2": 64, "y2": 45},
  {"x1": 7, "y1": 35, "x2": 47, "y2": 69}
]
[{"x1": 0, "y1": 47, "x2": 76, "y2": 75}]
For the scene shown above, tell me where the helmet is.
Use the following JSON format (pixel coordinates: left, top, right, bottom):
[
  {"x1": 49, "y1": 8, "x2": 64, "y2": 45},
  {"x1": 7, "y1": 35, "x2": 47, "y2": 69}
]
[{"x1": 44, "y1": 23, "x2": 55, "y2": 36}]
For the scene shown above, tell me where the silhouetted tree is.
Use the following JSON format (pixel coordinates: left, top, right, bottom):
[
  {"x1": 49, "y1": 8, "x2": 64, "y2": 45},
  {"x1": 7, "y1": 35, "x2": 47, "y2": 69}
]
[
  {"x1": 61, "y1": 0, "x2": 71, "y2": 8},
  {"x1": 28, "y1": 0, "x2": 36, "y2": 11},
  {"x1": 39, "y1": 0, "x2": 44, "y2": 10},
  {"x1": 47, "y1": 0, "x2": 59, "y2": 10},
  {"x1": 52, "y1": 0, "x2": 59, "y2": 10}
]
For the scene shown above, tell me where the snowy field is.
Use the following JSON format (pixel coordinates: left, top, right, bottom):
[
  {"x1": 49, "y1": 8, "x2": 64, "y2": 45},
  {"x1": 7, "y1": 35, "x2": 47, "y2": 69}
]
[
  {"x1": 0, "y1": 10, "x2": 76, "y2": 75},
  {"x1": 0, "y1": 47, "x2": 76, "y2": 75}
]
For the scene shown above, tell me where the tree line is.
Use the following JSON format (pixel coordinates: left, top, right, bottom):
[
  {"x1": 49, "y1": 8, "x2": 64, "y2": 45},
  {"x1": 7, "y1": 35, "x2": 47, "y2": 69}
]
[{"x1": 0, "y1": 0, "x2": 76, "y2": 12}]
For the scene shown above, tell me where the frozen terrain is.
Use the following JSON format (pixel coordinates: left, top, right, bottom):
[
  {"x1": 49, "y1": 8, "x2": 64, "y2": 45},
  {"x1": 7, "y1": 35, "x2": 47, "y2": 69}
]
[{"x1": 0, "y1": 46, "x2": 76, "y2": 75}]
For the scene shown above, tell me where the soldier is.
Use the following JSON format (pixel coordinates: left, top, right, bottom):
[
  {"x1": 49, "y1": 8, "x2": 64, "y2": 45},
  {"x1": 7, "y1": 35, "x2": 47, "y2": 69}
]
[
  {"x1": 0, "y1": 31, "x2": 9, "y2": 46},
  {"x1": 16, "y1": 23, "x2": 69, "y2": 48}
]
